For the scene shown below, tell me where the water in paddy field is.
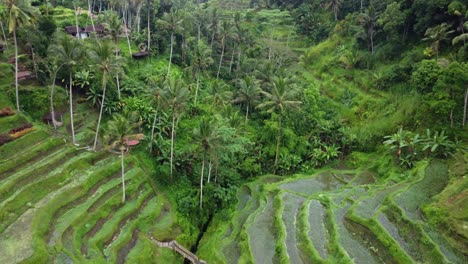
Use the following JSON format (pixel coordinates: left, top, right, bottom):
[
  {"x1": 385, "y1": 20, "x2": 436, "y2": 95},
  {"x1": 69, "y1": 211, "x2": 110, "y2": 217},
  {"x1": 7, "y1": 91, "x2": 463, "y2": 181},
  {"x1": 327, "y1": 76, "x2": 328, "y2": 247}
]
[
  {"x1": 248, "y1": 193, "x2": 278, "y2": 264},
  {"x1": 279, "y1": 172, "x2": 345, "y2": 196},
  {"x1": 282, "y1": 192, "x2": 305, "y2": 263},
  {"x1": 307, "y1": 199, "x2": 328, "y2": 259}
]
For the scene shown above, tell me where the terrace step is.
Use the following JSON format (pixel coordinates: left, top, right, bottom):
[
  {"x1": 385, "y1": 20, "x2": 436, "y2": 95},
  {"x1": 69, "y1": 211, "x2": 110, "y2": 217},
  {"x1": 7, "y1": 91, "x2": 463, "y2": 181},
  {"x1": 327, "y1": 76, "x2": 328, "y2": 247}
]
[
  {"x1": 0, "y1": 150, "x2": 106, "y2": 234},
  {"x1": 0, "y1": 137, "x2": 64, "y2": 177},
  {"x1": 247, "y1": 192, "x2": 278, "y2": 263},
  {"x1": 86, "y1": 186, "x2": 152, "y2": 260},
  {"x1": 281, "y1": 192, "x2": 305, "y2": 263},
  {"x1": 306, "y1": 199, "x2": 328, "y2": 260},
  {"x1": 48, "y1": 166, "x2": 138, "y2": 247}
]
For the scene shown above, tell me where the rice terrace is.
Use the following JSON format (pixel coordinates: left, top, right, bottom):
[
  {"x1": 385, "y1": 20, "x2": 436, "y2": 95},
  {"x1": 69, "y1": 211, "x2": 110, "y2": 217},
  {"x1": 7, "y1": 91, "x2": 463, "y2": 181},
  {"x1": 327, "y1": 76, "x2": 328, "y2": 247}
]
[{"x1": 0, "y1": 0, "x2": 467, "y2": 263}]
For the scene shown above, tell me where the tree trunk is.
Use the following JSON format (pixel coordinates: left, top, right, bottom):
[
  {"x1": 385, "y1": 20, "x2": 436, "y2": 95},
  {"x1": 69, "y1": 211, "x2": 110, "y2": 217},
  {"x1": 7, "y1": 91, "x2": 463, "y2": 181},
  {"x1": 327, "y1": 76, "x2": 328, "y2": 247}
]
[
  {"x1": 463, "y1": 87, "x2": 468, "y2": 128},
  {"x1": 0, "y1": 21, "x2": 7, "y2": 50},
  {"x1": 216, "y1": 40, "x2": 225, "y2": 79},
  {"x1": 200, "y1": 152, "x2": 205, "y2": 209},
  {"x1": 210, "y1": 31, "x2": 215, "y2": 51},
  {"x1": 147, "y1": 0, "x2": 151, "y2": 52},
  {"x1": 149, "y1": 107, "x2": 158, "y2": 152},
  {"x1": 450, "y1": 109, "x2": 454, "y2": 127},
  {"x1": 237, "y1": 47, "x2": 241, "y2": 72},
  {"x1": 274, "y1": 113, "x2": 282, "y2": 173},
  {"x1": 50, "y1": 66, "x2": 62, "y2": 130},
  {"x1": 245, "y1": 102, "x2": 249, "y2": 122},
  {"x1": 121, "y1": 147, "x2": 126, "y2": 203},
  {"x1": 168, "y1": 33, "x2": 174, "y2": 76},
  {"x1": 197, "y1": 23, "x2": 201, "y2": 44},
  {"x1": 170, "y1": 113, "x2": 176, "y2": 181},
  {"x1": 194, "y1": 73, "x2": 200, "y2": 105},
  {"x1": 123, "y1": 15, "x2": 132, "y2": 59},
  {"x1": 88, "y1": 0, "x2": 98, "y2": 41},
  {"x1": 207, "y1": 159, "x2": 212, "y2": 183},
  {"x1": 14, "y1": 29, "x2": 20, "y2": 112},
  {"x1": 74, "y1": 4, "x2": 81, "y2": 39},
  {"x1": 229, "y1": 46, "x2": 235, "y2": 73},
  {"x1": 136, "y1": 5, "x2": 142, "y2": 33},
  {"x1": 69, "y1": 72, "x2": 76, "y2": 145},
  {"x1": 93, "y1": 72, "x2": 107, "y2": 150}
]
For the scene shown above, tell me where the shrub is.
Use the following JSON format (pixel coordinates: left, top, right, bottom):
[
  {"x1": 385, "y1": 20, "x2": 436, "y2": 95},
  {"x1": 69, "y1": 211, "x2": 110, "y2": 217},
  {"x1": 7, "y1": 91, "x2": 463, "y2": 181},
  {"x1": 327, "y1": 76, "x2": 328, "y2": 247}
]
[
  {"x1": 0, "y1": 107, "x2": 15, "y2": 117},
  {"x1": 0, "y1": 133, "x2": 12, "y2": 146},
  {"x1": 10, "y1": 128, "x2": 34, "y2": 139},
  {"x1": 9, "y1": 123, "x2": 33, "y2": 134}
]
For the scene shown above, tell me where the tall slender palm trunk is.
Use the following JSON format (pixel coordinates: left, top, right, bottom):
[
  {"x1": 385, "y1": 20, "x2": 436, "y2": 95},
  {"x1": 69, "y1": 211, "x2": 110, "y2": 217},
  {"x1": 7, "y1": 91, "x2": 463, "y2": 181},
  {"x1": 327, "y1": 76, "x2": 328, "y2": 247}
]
[
  {"x1": 200, "y1": 153, "x2": 205, "y2": 209},
  {"x1": 121, "y1": 147, "x2": 126, "y2": 203},
  {"x1": 50, "y1": 66, "x2": 62, "y2": 129},
  {"x1": 14, "y1": 30, "x2": 19, "y2": 112},
  {"x1": 149, "y1": 107, "x2": 159, "y2": 152},
  {"x1": 169, "y1": 113, "x2": 176, "y2": 181},
  {"x1": 194, "y1": 74, "x2": 200, "y2": 105},
  {"x1": 274, "y1": 113, "x2": 282, "y2": 173},
  {"x1": 69, "y1": 72, "x2": 76, "y2": 145},
  {"x1": 93, "y1": 73, "x2": 107, "y2": 150},
  {"x1": 463, "y1": 87, "x2": 468, "y2": 127},
  {"x1": 123, "y1": 15, "x2": 132, "y2": 59},
  {"x1": 0, "y1": 21, "x2": 7, "y2": 50},
  {"x1": 216, "y1": 41, "x2": 225, "y2": 79},
  {"x1": 168, "y1": 33, "x2": 174, "y2": 76}
]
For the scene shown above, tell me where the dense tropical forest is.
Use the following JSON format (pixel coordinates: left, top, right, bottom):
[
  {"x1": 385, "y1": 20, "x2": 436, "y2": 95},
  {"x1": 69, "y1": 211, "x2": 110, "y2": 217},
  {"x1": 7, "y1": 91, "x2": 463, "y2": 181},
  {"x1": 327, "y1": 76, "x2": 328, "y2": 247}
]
[{"x1": 0, "y1": 0, "x2": 467, "y2": 263}]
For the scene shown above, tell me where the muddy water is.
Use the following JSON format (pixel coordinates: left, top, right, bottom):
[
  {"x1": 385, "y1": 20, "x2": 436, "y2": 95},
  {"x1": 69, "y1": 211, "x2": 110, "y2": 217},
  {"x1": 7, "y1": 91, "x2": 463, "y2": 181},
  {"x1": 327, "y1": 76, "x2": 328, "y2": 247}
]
[
  {"x1": 308, "y1": 199, "x2": 328, "y2": 259},
  {"x1": 279, "y1": 172, "x2": 344, "y2": 196},
  {"x1": 282, "y1": 192, "x2": 305, "y2": 263},
  {"x1": 248, "y1": 193, "x2": 278, "y2": 264}
]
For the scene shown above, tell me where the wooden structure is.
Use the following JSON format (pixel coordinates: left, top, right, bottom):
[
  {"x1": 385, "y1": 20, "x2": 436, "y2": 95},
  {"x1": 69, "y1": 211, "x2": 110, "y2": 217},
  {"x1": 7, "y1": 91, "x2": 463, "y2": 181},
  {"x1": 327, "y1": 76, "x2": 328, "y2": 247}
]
[
  {"x1": 132, "y1": 51, "x2": 149, "y2": 59},
  {"x1": 149, "y1": 236, "x2": 207, "y2": 264},
  {"x1": 65, "y1": 24, "x2": 104, "y2": 39},
  {"x1": 17, "y1": 71, "x2": 34, "y2": 81}
]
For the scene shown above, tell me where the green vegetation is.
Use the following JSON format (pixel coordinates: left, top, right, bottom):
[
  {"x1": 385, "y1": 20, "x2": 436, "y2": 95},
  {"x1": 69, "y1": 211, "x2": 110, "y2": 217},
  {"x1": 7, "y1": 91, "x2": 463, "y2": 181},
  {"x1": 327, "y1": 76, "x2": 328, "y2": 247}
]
[{"x1": 0, "y1": 0, "x2": 466, "y2": 263}]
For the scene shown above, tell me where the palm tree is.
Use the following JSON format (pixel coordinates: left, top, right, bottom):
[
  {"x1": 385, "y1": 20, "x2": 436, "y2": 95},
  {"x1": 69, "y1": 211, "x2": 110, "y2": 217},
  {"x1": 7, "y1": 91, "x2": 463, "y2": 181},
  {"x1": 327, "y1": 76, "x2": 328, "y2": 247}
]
[
  {"x1": 4, "y1": 0, "x2": 38, "y2": 112},
  {"x1": 49, "y1": 34, "x2": 85, "y2": 145},
  {"x1": 89, "y1": 40, "x2": 121, "y2": 150},
  {"x1": 325, "y1": 0, "x2": 343, "y2": 21},
  {"x1": 207, "y1": 8, "x2": 220, "y2": 50},
  {"x1": 205, "y1": 79, "x2": 232, "y2": 107},
  {"x1": 102, "y1": 11, "x2": 125, "y2": 99},
  {"x1": 157, "y1": 10, "x2": 184, "y2": 76},
  {"x1": 359, "y1": 5, "x2": 379, "y2": 55},
  {"x1": 423, "y1": 23, "x2": 455, "y2": 58},
  {"x1": 193, "y1": 117, "x2": 222, "y2": 209},
  {"x1": 106, "y1": 113, "x2": 137, "y2": 203},
  {"x1": 188, "y1": 41, "x2": 213, "y2": 105},
  {"x1": 161, "y1": 77, "x2": 189, "y2": 181},
  {"x1": 258, "y1": 76, "x2": 302, "y2": 172},
  {"x1": 232, "y1": 76, "x2": 261, "y2": 122},
  {"x1": 216, "y1": 20, "x2": 235, "y2": 79},
  {"x1": 147, "y1": 78, "x2": 164, "y2": 153}
]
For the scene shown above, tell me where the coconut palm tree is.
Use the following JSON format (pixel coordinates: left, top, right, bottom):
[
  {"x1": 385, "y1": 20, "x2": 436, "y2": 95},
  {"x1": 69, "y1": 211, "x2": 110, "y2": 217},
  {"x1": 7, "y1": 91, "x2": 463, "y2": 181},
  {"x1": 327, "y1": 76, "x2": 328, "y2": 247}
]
[
  {"x1": 147, "y1": 78, "x2": 164, "y2": 153},
  {"x1": 102, "y1": 11, "x2": 125, "y2": 98},
  {"x1": 4, "y1": 0, "x2": 38, "y2": 112},
  {"x1": 258, "y1": 76, "x2": 302, "y2": 172},
  {"x1": 157, "y1": 10, "x2": 184, "y2": 76},
  {"x1": 423, "y1": 23, "x2": 455, "y2": 58},
  {"x1": 161, "y1": 77, "x2": 189, "y2": 181},
  {"x1": 207, "y1": 8, "x2": 220, "y2": 50},
  {"x1": 89, "y1": 40, "x2": 122, "y2": 150},
  {"x1": 105, "y1": 113, "x2": 137, "y2": 203},
  {"x1": 205, "y1": 79, "x2": 232, "y2": 107},
  {"x1": 232, "y1": 76, "x2": 261, "y2": 122},
  {"x1": 193, "y1": 117, "x2": 222, "y2": 209},
  {"x1": 188, "y1": 41, "x2": 213, "y2": 105},
  {"x1": 216, "y1": 20, "x2": 235, "y2": 79},
  {"x1": 325, "y1": 0, "x2": 343, "y2": 21},
  {"x1": 49, "y1": 34, "x2": 85, "y2": 145}
]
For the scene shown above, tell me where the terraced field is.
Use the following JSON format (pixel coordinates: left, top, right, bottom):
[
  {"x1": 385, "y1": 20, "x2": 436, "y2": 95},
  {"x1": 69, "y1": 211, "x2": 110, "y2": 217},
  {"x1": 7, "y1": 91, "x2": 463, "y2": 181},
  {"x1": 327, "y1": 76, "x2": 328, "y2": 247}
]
[
  {"x1": 199, "y1": 163, "x2": 468, "y2": 263},
  {"x1": 0, "y1": 128, "x2": 182, "y2": 263}
]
